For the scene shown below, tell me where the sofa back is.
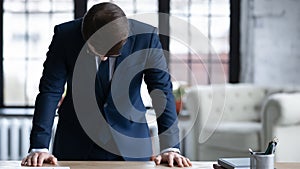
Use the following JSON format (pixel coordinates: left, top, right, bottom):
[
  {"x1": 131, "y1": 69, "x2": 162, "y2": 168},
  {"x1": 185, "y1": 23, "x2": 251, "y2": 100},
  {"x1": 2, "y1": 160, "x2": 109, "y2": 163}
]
[
  {"x1": 185, "y1": 84, "x2": 267, "y2": 124},
  {"x1": 185, "y1": 83, "x2": 300, "y2": 124}
]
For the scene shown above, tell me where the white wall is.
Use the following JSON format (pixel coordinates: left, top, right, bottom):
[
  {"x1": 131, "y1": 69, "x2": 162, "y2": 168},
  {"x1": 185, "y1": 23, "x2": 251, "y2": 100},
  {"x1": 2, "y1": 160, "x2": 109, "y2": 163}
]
[{"x1": 240, "y1": 0, "x2": 300, "y2": 86}]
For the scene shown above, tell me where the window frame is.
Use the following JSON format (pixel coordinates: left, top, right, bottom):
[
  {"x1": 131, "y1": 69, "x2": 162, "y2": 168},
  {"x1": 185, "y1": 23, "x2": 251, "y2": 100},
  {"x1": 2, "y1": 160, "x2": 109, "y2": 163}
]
[{"x1": 0, "y1": 0, "x2": 240, "y2": 107}]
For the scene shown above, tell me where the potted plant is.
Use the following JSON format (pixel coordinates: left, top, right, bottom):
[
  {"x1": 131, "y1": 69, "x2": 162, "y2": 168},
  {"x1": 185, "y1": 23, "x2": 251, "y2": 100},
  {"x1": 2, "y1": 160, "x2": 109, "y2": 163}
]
[{"x1": 173, "y1": 86, "x2": 185, "y2": 114}]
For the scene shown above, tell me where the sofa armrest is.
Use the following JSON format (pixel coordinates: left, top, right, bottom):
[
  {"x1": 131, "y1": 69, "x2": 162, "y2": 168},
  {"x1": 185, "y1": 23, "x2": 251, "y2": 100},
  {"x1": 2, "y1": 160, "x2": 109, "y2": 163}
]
[
  {"x1": 264, "y1": 93, "x2": 300, "y2": 126},
  {"x1": 261, "y1": 93, "x2": 300, "y2": 148}
]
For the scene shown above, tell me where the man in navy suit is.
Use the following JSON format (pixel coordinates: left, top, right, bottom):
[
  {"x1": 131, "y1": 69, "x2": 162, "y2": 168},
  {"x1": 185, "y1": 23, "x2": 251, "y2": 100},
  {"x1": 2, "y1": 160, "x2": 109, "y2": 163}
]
[{"x1": 21, "y1": 2, "x2": 191, "y2": 167}]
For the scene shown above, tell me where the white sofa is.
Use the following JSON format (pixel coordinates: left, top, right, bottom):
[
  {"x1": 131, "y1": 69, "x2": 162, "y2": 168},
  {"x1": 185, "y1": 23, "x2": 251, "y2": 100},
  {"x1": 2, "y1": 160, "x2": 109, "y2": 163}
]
[
  {"x1": 262, "y1": 92, "x2": 300, "y2": 162},
  {"x1": 183, "y1": 83, "x2": 300, "y2": 161}
]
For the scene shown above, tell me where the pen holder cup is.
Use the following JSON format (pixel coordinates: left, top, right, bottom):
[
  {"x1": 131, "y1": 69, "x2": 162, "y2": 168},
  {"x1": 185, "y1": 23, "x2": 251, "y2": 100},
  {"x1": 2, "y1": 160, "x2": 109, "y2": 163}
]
[{"x1": 250, "y1": 152, "x2": 274, "y2": 169}]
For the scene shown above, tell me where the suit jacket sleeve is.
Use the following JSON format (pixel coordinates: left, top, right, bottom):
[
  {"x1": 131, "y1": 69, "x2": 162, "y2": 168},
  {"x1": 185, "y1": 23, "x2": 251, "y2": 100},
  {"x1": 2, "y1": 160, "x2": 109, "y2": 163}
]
[
  {"x1": 29, "y1": 25, "x2": 67, "y2": 151},
  {"x1": 143, "y1": 29, "x2": 180, "y2": 151}
]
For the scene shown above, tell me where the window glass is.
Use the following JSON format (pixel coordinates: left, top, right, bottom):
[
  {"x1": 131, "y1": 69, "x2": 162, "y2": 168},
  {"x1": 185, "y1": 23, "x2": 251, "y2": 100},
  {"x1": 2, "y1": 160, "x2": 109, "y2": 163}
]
[
  {"x1": 3, "y1": 0, "x2": 74, "y2": 106},
  {"x1": 170, "y1": 0, "x2": 230, "y2": 85},
  {"x1": 88, "y1": 0, "x2": 157, "y2": 15}
]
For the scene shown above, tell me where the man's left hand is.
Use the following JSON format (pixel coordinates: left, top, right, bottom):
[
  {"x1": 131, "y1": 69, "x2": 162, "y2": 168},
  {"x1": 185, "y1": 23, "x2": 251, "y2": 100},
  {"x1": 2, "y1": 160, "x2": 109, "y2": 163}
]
[{"x1": 154, "y1": 151, "x2": 192, "y2": 167}]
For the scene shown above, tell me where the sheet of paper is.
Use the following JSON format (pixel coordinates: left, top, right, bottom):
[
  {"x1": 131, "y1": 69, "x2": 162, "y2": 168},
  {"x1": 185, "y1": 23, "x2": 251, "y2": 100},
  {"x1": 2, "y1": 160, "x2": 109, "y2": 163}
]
[{"x1": 0, "y1": 167, "x2": 70, "y2": 169}]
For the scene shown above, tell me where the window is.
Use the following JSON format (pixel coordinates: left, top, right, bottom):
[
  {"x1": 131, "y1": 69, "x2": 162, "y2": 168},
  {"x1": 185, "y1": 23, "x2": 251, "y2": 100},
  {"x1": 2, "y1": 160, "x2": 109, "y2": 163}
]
[
  {"x1": 3, "y1": 0, "x2": 73, "y2": 106},
  {"x1": 1, "y1": 0, "x2": 232, "y2": 107},
  {"x1": 170, "y1": 0, "x2": 229, "y2": 86},
  {"x1": 88, "y1": 0, "x2": 157, "y2": 15}
]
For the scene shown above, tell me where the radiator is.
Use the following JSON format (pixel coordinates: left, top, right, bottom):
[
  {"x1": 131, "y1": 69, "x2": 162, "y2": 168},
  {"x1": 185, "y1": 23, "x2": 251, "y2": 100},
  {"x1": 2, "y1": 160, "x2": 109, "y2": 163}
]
[{"x1": 0, "y1": 117, "x2": 57, "y2": 160}]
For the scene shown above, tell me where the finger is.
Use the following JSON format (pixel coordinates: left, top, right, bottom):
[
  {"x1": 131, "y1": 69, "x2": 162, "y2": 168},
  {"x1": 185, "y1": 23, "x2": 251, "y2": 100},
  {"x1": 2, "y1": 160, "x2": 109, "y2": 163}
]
[
  {"x1": 48, "y1": 155, "x2": 58, "y2": 165},
  {"x1": 21, "y1": 157, "x2": 27, "y2": 166},
  {"x1": 32, "y1": 153, "x2": 39, "y2": 166},
  {"x1": 186, "y1": 157, "x2": 192, "y2": 166},
  {"x1": 150, "y1": 155, "x2": 156, "y2": 161},
  {"x1": 168, "y1": 153, "x2": 175, "y2": 167},
  {"x1": 182, "y1": 157, "x2": 190, "y2": 167},
  {"x1": 37, "y1": 154, "x2": 47, "y2": 166},
  {"x1": 174, "y1": 155, "x2": 183, "y2": 167},
  {"x1": 26, "y1": 155, "x2": 32, "y2": 166},
  {"x1": 154, "y1": 155, "x2": 162, "y2": 165}
]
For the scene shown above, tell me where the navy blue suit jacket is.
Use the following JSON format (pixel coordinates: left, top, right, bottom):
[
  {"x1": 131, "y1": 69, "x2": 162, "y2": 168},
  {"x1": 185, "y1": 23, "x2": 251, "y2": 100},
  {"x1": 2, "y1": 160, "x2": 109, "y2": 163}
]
[{"x1": 30, "y1": 18, "x2": 179, "y2": 161}]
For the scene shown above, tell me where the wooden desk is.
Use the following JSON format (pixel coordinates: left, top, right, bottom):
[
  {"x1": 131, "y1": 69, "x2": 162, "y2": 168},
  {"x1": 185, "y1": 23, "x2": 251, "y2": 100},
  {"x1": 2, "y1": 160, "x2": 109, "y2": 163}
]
[{"x1": 1, "y1": 161, "x2": 300, "y2": 169}]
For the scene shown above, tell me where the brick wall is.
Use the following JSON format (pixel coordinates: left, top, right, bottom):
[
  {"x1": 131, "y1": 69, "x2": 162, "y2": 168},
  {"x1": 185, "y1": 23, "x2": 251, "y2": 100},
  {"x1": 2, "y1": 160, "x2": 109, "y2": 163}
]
[{"x1": 240, "y1": 0, "x2": 300, "y2": 86}]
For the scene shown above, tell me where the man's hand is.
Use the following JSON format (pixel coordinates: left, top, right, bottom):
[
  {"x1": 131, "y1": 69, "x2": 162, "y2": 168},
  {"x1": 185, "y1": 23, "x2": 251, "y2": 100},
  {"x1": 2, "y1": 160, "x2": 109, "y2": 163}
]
[
  {"x1": 21, "y1": 152, "x2": 57, "y2": 167},
  {"x1": 154, "y1": 151, "x2": 192, "y2": 167}
]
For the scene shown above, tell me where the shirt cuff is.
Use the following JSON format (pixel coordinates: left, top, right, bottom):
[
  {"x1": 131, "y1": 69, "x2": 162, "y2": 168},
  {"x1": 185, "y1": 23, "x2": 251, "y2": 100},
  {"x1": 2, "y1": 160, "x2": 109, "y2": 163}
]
[
  {"x1": 30, "y1": 148, "x2": 49, "y2": 153},
  {"x1": 160, "y1": 148, "x2": 181, "y2": 154}
]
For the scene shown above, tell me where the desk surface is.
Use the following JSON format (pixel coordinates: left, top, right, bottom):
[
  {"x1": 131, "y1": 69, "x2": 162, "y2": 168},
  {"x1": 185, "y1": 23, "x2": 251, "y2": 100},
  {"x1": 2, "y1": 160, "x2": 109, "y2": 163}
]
[{"x1": 1, "y1": 161, "x2": 300, "y2": 169}]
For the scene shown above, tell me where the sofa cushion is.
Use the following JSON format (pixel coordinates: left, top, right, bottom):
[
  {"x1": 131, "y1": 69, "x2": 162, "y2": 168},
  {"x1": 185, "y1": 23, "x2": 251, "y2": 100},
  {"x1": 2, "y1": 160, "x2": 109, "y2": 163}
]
[
  {"x1": 201, "y1": 122, "x2": 262, "y2": 152},
  {"x1": 221, "y1": 84, "x2": 266, "y2": 122}
]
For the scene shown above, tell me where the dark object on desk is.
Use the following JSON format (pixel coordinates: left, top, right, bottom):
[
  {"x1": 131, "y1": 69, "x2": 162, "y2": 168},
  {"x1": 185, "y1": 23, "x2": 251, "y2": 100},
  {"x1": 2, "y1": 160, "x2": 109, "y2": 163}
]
[
  {"x1": 213, "y1": 163, "x2": 226, "y2": 169},
  {"x1": 264, "y1": 137, "x2": 278, "y2": 155},
  {"x1": 218, "y1": 158, "x2": 250, "y2": 169}
]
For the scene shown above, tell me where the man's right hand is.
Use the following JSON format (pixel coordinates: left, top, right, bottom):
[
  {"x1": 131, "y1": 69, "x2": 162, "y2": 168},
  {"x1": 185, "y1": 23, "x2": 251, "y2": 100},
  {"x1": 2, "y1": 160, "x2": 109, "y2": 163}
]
[{"x1": 21, "y1": 152, "x2": 57, "y2": 167}]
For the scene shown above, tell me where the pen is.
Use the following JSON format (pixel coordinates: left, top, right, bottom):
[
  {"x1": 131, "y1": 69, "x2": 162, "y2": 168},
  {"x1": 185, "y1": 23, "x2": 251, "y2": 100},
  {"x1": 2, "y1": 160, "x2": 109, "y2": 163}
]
[
  {"x1": 264, "y1": 142, "x2": 276, "y2": 155},
  {"x1": 264, "y1": 137, "x2": 278, "y2": 155},
  {"x1": 249, "y1": 148, "x2": 254, "y2": 155}
]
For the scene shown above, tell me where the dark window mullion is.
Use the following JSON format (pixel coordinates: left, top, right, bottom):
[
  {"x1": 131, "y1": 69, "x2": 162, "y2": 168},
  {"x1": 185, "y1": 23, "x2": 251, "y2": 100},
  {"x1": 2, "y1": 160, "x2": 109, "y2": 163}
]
[
  {"x1": 74, "y1": 0, "x2": 87, "y2": 19},
  {"x1": 229, "y1": 0, "x2": 240, "y2": 83},
  {"x1": 158, "y1": 0, "x2": 170, "y2": 65}
]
